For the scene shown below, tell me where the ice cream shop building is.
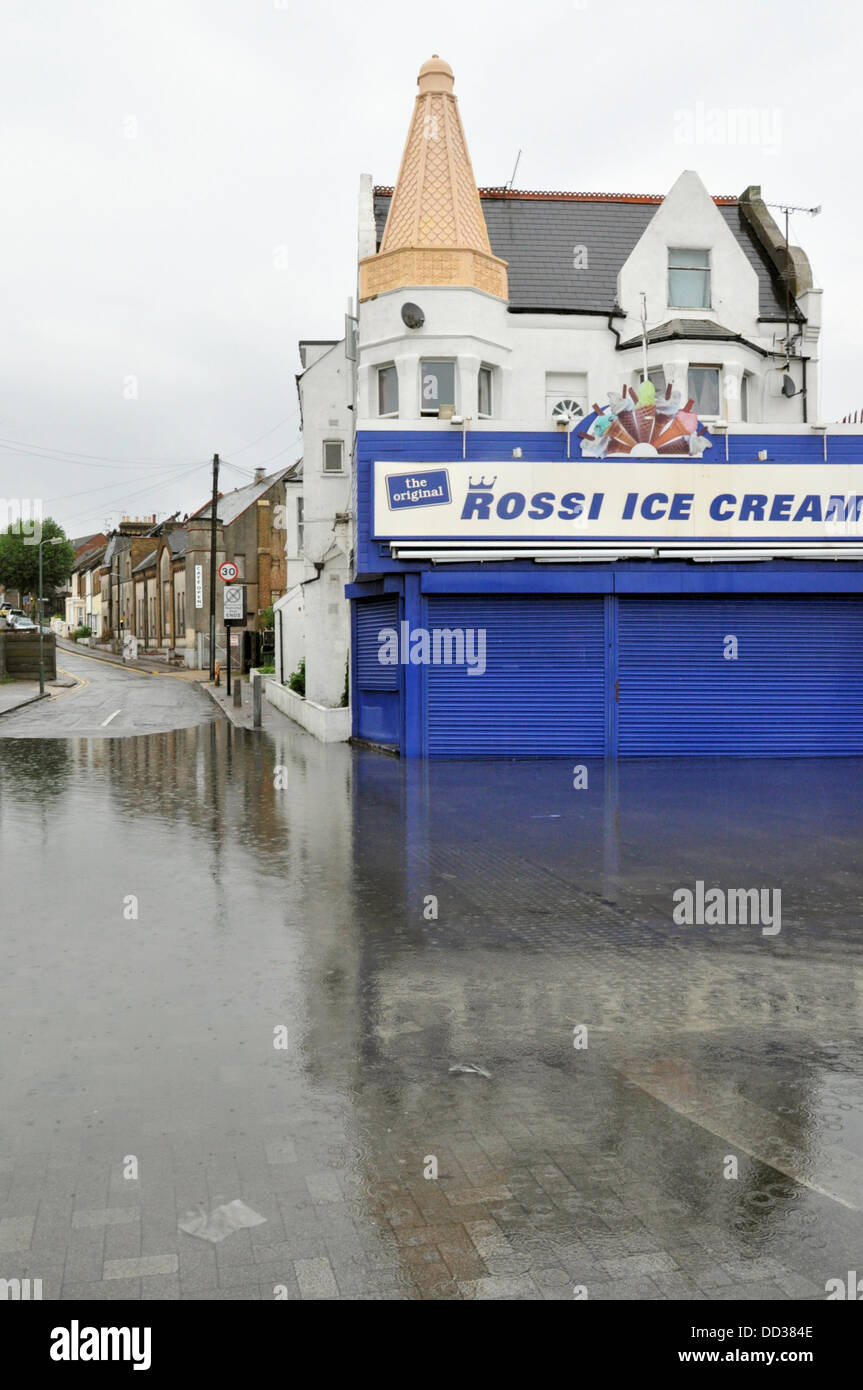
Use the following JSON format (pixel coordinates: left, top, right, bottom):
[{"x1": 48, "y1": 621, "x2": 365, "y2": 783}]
[{"x1": 312, "y1": 56, "x2": 863, "y2": 757}]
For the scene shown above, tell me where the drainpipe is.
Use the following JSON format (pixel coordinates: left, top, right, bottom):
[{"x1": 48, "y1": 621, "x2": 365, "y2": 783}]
[
  {"x1": 606, "y1": 308, "x2": 624, "y2": 350},
  {"x1": 301, "y1": 562, "x2": 324, "y2": 589},
  {"x1": 802, "y1": 356, "x2": 808, "y2": 423}
]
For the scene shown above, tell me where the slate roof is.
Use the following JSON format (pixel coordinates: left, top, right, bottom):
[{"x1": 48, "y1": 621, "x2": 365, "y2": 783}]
[
  {"x1": 132, "y1": 549, "x2": 158, "y2": 576},
  {"x1": 166, "y1": 529, "x2": 187, "y2": 557},
  {"x1": 618, "y1": 318, "x2": 769, "y2": 354},
  {"x1": 193, "y1": 466, "x2": 293, "y2": 527},
  {"x1": 372, "y1": 189, "x2": 798, "y2": 323},
  {"x1": 103, "y1": 534, "x2": 129, "y2": 564}
]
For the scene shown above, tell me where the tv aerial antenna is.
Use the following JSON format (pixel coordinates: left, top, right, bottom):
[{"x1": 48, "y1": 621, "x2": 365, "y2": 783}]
[{"x1": 761, "y1": 199, "x2": 821, "y2": 363}]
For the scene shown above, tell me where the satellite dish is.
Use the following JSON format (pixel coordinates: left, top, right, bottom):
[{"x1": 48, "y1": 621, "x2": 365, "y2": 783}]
[
  {"x1": 781, "y1": 373, "x2": 796, "y2": 398},
  {"x1": 401, "y1": 302, "x2": 425, "y2": 329}
]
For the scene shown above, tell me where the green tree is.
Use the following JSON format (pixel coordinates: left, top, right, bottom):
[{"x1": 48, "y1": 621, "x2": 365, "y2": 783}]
[{"x1": 0, "y1": 517, "x2": 75, "y2": 595}]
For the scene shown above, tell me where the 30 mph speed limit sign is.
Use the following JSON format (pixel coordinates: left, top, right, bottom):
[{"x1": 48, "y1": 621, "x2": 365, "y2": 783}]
[{"x1": 218, "y1": 561, "x2": 239, "y2": 582}]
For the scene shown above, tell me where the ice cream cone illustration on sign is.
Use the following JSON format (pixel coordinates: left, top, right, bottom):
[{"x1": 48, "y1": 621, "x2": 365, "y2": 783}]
[
  {"x1": 653, "y1": 399, "x2": 699, "y2": 454},
  {"x1": 578, "y1": 381, "x2": 711, "y2": 459},
  {"x1": 611, "y1": 387, "x2": 639, "y2": 441},
  {"x1": 630, "y1": 379, "x2": 656, "y2": 443}
]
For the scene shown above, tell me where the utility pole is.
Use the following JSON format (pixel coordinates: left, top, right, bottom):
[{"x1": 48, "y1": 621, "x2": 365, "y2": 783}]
[
  {"x1": 209, "y1": 453, "x2": 219, "y2": 680},
  {"x1": 38, "y1": 537, "x2": 62, "y2": 694}
]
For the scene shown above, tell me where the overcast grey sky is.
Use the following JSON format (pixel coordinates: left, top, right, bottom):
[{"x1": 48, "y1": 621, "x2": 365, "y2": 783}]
[{"x1": 1, "y1": 0, "x2": 859, "y2": 538}]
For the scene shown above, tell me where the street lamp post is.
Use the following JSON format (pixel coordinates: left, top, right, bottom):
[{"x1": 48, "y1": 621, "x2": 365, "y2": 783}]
[{"x1": 38, "y1": 536, "x2": 63, "y2": 694}]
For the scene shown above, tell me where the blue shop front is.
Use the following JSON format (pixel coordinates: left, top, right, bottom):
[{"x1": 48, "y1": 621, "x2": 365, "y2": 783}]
[{"x1": 348, "y1": 418, "x2": 863, "y2": 758}]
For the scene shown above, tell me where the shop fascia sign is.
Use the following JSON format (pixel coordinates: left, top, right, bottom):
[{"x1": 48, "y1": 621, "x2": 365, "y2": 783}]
[
  {"x1": 374, "y1": 382, "x2": 863, "y2": 546},
  {"x1": 373, "y1": 459, "x2": 863, "y2": 544}
]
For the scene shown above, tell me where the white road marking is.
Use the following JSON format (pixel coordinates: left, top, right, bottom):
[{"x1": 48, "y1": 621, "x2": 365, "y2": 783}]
[
  {"x1": 619, "y1": 1058, "x2": 862, "y2": 1210},
  {"x1": 101, "y1": 708, "x2": 122, "y2": 727}
]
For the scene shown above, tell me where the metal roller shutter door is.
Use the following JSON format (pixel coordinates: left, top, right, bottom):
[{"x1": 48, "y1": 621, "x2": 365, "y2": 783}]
[
  {"x1": 355, "y1": 596, "x2": 400, "y2": 745},
  {"x1": 426, "y1": 595, "x2": 606, "y2": 756},
  {"x1": 355, "y1": 597, "x2": 400, "y2": 690},
  {"x1": 618, "y1": 597, "x2": 863, "y2": 756}
]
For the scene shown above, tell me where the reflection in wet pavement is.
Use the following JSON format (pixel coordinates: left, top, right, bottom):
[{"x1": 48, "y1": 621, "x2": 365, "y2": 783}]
[{"x1": 1, "y1": 726, "x2": 862, "y2": 1299}]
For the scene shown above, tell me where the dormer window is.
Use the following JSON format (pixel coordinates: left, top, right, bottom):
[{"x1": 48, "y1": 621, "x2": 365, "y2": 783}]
[
  {"x1": 668, "y1": 248, "x2": 711, "y2": 309},
  {"x1": 420, "y1": 360, "x2": 456, "y2": 416}
]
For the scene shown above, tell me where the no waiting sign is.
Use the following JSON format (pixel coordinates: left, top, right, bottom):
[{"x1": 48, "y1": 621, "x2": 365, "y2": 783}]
[
  {"x1": 218, "y1": 560, "x2": 239, "y2": 582},
  {"x1": 223, "y1": 585, "x2": 245, "y2": 621}
]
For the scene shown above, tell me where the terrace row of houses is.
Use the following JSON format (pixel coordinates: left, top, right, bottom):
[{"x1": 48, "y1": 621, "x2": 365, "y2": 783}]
[{"x1": 61, "y1": 466, "x2": 295, "y2": 667}]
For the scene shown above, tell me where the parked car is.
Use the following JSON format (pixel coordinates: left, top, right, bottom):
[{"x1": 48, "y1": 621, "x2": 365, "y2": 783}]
[
  {"x1": 9, "y1": 615, "x2": 37, "y2": 631},
  {"x1": 1, "y1": 606, "x2": 25, "y2": 620}
]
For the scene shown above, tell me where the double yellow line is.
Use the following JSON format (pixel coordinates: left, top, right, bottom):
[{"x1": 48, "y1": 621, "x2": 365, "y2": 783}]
[{"x1": 52, "y1": 666, "x2": 89, "y2": 701}]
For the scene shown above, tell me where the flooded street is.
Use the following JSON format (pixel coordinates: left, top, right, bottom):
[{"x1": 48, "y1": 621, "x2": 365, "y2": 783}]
[{"x1": 1, "y1": 688, "x2": 862, "y2": 1299}]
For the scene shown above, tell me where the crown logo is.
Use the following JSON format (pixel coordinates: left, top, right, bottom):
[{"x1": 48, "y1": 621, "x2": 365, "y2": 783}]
[{"x1": 467, "y1": 474, "x2": 497, "y2": 489}]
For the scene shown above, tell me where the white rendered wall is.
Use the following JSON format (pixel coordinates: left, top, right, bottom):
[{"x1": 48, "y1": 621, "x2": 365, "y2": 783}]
[
  {"x1": 357, "y1": 177, "x2": 820, "y2": 431},
  {"x1": 292, "y1": 341, "x2": 353, "y2": 709},
  {"x1": 274, "y1": 583, "x2": 304, "y2": 685}
]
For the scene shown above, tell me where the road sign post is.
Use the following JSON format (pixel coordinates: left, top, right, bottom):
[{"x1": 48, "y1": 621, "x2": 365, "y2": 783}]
[{"x1": 223, "y1": 586, "x2": 245, "y2": 700}]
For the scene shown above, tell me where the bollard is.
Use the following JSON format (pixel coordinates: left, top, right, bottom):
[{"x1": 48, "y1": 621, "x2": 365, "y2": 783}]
[
  {"x1": 233, "y1": 677, "x2": 242, "y2": 708},
  {"x1": 252, "y1": 670, "x2": 262, "y2": 729}
]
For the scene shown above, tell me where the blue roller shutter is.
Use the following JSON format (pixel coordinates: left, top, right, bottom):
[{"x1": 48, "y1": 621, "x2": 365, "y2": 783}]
[
  {"x1": 355, "y1": 597, "x2": 399, "y2": 690},
  {"x1": 426, "y1": 595, "x2": 606, "y2": 756},
  {"x1": 618, "y1": 597, "x2": 863, "y2": 756},
  {"x1": 355, "y1": 596, "x2": 400, "y2": 745}
]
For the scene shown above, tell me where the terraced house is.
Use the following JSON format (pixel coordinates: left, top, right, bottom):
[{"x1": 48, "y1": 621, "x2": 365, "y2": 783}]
[{"x1": 93, "y1": 468, "x2": 292, "y2": 665}]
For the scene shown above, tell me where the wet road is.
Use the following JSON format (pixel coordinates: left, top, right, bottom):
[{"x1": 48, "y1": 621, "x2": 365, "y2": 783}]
[
  {"x1": 1, "y1": 673, "x2": 862, "y2": 1300},
  {"x1": 0, "y1": 649, "x2": 215, "y2": 739}
]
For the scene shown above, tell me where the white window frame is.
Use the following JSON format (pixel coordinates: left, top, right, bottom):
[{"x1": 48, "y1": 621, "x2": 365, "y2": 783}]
[
  {"x1": 420, "y1": 359, "x2": 457, "y2": 417},
  {"x1": 322, "y1": 440, "x2": 344, "y2": 473},
  {"x1": 687, "y1": 364, "x2": 722, "y2": 419},
  {"x1": 377, "y1": 364, "x2": 398, "y2": 418},
  {"x1": 646, "y1": 368, "x2": 667, "y2": 396},
  {"x1": 668, "y1": 248, "x2": 712, "y2": 310},
  {"x1": 545, "y1": 371, "x2": 588, "y2": 427},
  {"x1": 478, "y1": 365, "x2": 493, "y2": 419}
]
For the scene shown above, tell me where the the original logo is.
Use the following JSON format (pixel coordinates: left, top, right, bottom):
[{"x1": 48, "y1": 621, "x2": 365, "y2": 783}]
[{"x1": 386, "y1": 470, "x2": 451, "y2": 510}]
